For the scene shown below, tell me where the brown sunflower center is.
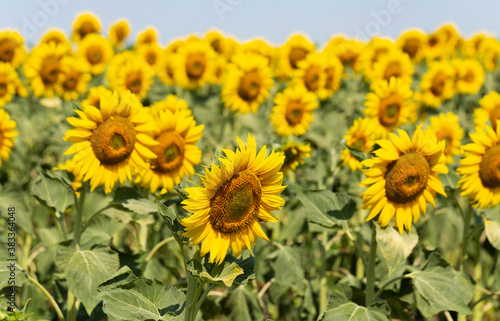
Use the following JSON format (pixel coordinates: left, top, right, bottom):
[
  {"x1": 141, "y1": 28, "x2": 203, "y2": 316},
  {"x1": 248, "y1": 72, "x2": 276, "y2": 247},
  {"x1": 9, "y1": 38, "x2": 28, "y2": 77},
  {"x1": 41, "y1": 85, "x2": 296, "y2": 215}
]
[
  {"x1": 150, "y1": 131, "x2": 185, "y2": 173},
  {"x1": 462, "y1": 70, "x2": 475, "y2": 83},
  {"x1": 86, "y1": 46, "x2": 103, "y2": 65},
  {"x1": 285, "y1": 101, "x2": 304, "y2": 126},
  {"x1": 126, "y1": 72, "x2": 143, "y2": 94},
  {"x1": 339, "y1": 50, "x2": 358, "y2": 67},
  {"x1": 63, "y1": 74, "x2": 78, "y2": 91},
  {"x1": 115, "y1": 27, "x2": 126, "y2": 42},
  {"x1": 489, "y1": 106, "x2": 500, "y2": 132},
  {"x1": 186, "y1": 53, "x2": 206, "y2": 80},
  {"x1": 304, "y1": 65, "x2": 321, "y2": 91},
  {"x1": 209, "y1": 169, "x2": 262, "y2": 233},
  {"x1": 324, "y1": 67, "x2": 337, "y2": 90},
  {"x1": 79, "y1": 21, "x2": 96, "y2": 39},
  {"x1": 479, "y1": 144, "x2": 500, "y2": 188},
  {"x1": 379, "y1": 99, "x2": 401, "y2": 127},
  {"x1": 0, "y1": 39, "x2": 15, "y2": 63},
  {"x1": 431, "y1": 72, "x2": 447, "y2": 96},
  {"x1": 40, "y1": 57, "x2": 61, "y2": 85},
  {"x1": 283, "y1": 148, "x2": 298, "y2": 166},
  {"x1": 146, "y1": 52, "x2": 157, "y2": 65},
  {"x1": 383, "y1": 62, "x2": 402, "y2": 80},
  {"x1": 238, "y1": 70, "x2": 261, "y2": 102},
  {"x1": 385, "y1": 152, "x2": 430, "y2": 203},
  {"x1": 0, "y1": 82, "x2": 7, "y2": 96},
  {"x1": 428, "y1": 35, "x2": 439, "y2": 47},
  {"x1": 403, "y1": 39, "x2": 420, "y2": 58},
  {"x1": 289, "y1": 47, "x2": 308, "y2": 69},
  {"x1": 90, "y1": 117, "x2": 136, "y2": 165},
  {"x1": 211, "y1": 39, "x2": 222, "y2": 54}
]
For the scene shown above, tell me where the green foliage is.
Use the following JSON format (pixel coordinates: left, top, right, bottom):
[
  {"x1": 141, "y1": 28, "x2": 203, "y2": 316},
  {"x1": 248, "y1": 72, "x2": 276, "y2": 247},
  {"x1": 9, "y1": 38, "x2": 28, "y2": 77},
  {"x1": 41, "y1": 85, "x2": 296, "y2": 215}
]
[{"x1": 375, "y1": 224, "x2": 418, "y2": 277}]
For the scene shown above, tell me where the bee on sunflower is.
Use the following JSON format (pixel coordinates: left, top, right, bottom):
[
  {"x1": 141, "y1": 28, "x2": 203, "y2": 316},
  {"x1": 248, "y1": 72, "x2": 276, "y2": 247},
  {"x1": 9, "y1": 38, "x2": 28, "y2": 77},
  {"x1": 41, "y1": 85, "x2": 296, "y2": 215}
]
[
  {"x1": 0, "y1": 109, "x2": 18, "y2": 167},
  {"x1": 181, "y1": 134, "x2": 286, "y2": 264},
  {"x1": 72, "y1": 12, "x2": 101, "y2": 42},
  {"x1": 360, "y1": 126, "x2": 448, "y2": 233},
  {"x1": 341, "y1": 117, "x2": 377, "y2": 171}
]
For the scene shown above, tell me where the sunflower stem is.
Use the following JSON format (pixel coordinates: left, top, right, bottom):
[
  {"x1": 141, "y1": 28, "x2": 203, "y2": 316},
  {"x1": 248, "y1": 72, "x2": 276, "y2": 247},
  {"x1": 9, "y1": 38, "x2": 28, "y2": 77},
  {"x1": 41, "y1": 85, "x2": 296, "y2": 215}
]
[
  {"x1": 460, "y1": 203, "x2": 474, "y2": 272},
  {"x1": 73, "y1": 181, "x2": 87, "y2": 247},
  {"x1": 145, "y1": 236, "x2": 175, "y2": 262},
  {"x1": 365, "y1": 224, "x2": 377, "y2": 306},
  {"x1": 28, "y1": 275, "x2": 64, "y2": 321}
]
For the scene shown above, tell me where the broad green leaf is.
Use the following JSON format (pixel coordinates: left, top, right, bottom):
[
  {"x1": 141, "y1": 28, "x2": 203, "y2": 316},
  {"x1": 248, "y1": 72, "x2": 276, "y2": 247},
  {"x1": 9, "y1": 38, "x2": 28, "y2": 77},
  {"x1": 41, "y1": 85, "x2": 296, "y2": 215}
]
[
  {"x1": 441, "y1": 169, "x2": 460, "y2": 190},
  {"x1": 409, "y1": 252, "x2": 473, "y2": 318},
  {"x1": 55, "y1": 241, "x2": 119, "y2": 314},
  {"x1": 0, "y1": 250, "x2": 28, "y2": 290},
  {"x1": 484, "y1": 219, "x2": 500, "y2": 250},
  {"x1": 296, "y1": 188, "x2": 356, "y2": 229},
  {"x1": 225, "y1": 285, "x2": 263, "y2": 321},
  {"x1": 376, "y1": 224, "x2": 418, "y2": 276},
  {"x1": 319, "y1": 284, "x2": 391, "y2": 321},
  {"x1": 111, "y1": 187, "x2": 157, "y2": 215},
  {"x1": 30, "y1": 172, "x2": 73, "y2": 215},
  {"x1": 345, "y1": 144, "x2": 368, "y2": 162},
  {"x1": 156, "y1": 201, "x2": 187, "y2": 243},
  {"x1": 96, "y1": 266, "x2": 185, "y2": 321},
  {"x1": 274, "y1": 245, "x2": 304, "y2": 292},
  {"x1": 187, "y1": 252, "x2": 255, "y2": 287}
]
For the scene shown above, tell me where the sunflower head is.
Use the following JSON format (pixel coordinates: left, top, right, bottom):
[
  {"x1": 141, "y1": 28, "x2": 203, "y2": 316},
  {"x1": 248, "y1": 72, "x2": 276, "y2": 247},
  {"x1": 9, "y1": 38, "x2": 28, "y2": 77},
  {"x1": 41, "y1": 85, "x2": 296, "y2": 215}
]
[
  {"x1": 181, "y1": 134, "x2": 285, "y2": 264},
  {"x1": 396, "y1": 29, "x2": 426, "y2": 64},
  {"x1": 276, "y1": 34, "x2": 315, "y2": 79},
  {"x1": 279, "y1": 141, "x2": 311, "y2": 174},
  {"x1": 452, "y1": 58, "x2": 484, "y2": 95},
  {"x1": 55, "y1": 56, "x2": 91, "y2": 101},
  {"x1": 172, "y1": 40, "x2": 217, "y2": 90},
  {"x1": 40, "y1": 29, "x2": 72, "y2": 54},
  {"x1": 341, "y1": 117, "x2": 377, "y2": 171},
  {"x1": 360, "y1": 126, "x2": 448, "y2": 233},
  {"x1": 78, "y1": 34, "x2": 114, "y2": 75},
  {"x1": 0, "y1": 62, "x2": 19, "y2": 107},
  {"x1": 323, "y1": 36, "x2": 364, "y2": 72},
  {"x1": 428, "y1": 112, "x2": 463, "y2": 165},
  {"x1": 0, "y1": 109, "x2": 18, "y2": 167},
  {"x1": 0, "y1": 30, "x2": 25, "y2": 68},
  {"x1": 371, "y1": 49, "x2": 414, "y2": 85},
  {"x1": 475, "y1": 91, "x2": 500, "y2": 132},
  {"x1": 72, "y1": 12, "x2": 101, "y2": 42},
  {"x1": 109, "y1": 19, "x2": 130, "y2": 47},
  {"x1": 108, "y1": 54, "x2": 154, "y2": 99},
  {"x1": 136, "y1": 27, "x2": 158, "y2": 46}
]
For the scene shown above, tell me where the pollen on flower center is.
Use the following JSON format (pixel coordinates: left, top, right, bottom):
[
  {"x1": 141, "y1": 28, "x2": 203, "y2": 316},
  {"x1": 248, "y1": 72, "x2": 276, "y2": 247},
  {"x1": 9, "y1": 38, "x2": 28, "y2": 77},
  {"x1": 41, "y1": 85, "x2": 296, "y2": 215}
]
[
  {"x1": 90, "y1": 117, "x2": 137, "y2": 165},
  {"x1": 209, "y1": 169, "x2": 262, "y2": 233},
  {"x1": 150, "y1": 131, "x2": 185, "y2": 173},
  {"x1": 479, "y1": 144, "x2": 500, "y2": 188},
  {"x1": 385, "y1": 152, "x2": 430, "y2": 203}
]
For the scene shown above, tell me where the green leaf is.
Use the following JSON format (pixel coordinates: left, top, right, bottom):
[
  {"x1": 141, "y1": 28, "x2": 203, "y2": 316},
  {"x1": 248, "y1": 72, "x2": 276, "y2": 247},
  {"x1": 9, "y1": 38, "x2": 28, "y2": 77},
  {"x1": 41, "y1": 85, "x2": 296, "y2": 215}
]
[
  {"x1": 296, "y1": 188, "x2": 356, "y2": 229},
  {"x1": 274, "y1": 245, "x2": 304, "y2": 293},
  {"x1": 0, "y1": 251, "x2": 28, "y2": 290},
  {"x1": 156, "y1": 201, "x2": 187, "y2": 243},
  {"x1": 55, "y1": 241, "x2": 119, "y2": 315},
  {"x1": 225, "y1": 285, "x2": 263, "y2": 321},
  {"x1": 96, "y1": 266, "x2": 185, "y2": 321},
  {"x1": 408, "y1": 252, "x2": 473, "y2": 318},
  {"x1": 111, "y1": 187, "x2": 157, "y2": 215},
  {"x1": 375, "y1": 224, "x2": 418, "y2": 277},
  {"x1": 187, "y1": 252, "x2": 255, "y2": 287},
  {"x1": 441, "y1": 169, "x2": 460, "y2": 190},
  {"x1": 30, "y1": 172, "x2": 74, "y2": 215},
  {"x1": 345, "y1": 144, "x2": 368, "y2": 162},
  {"x1": 319, "y1": 284, "x2": 391, "y2": 321},
  {"x1": 485, "y1": 219, "x2": 500, "y2": 250}
]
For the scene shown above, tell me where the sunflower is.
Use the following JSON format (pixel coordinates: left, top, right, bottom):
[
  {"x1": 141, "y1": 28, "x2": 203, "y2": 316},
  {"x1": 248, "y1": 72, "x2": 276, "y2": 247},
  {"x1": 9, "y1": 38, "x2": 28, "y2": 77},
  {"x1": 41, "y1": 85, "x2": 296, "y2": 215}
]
[
  {"x1": 63, "y1": 91, "x2": 158, "y2": 194},
  {"x1": 396, "y1": 29, "x2": 427, "y2": 64},
  {"x1": 0, "y1": 30, "x2": 26, "y2": 68},
  {"x1": 364, "y1": 77, "x2": 417, "y2": 138},
  {"x1": 78, "y1": 34, "x2": 114, "y2": 75},
  {"x1": 428, "y1": 112, "x2": 463, "y2": 165},
  {"x1": 135, "y1": 108, "x2": 203, "y2": 194},
  {"x1": 172, "y1": 41, "x2": 216, "y2": 90},
  {"x1": 452, "y1": 58, "x2": 484, "y2": 95},
  {"x1": 418, "y1": 61, "x2": 455, "y2": 108},
  {"x1": 360, "y1": 126, "x2": 448, "y2": 233},
  {"x1": 239, "y1": 38, "x2": 276, "y2": 67},
  {"x1": 136, "y1": 27, "x2": 158, "y2": 46},
  {"x1": 39, "y1": 29, "x2": 72, "y2": 54},
  {"x1": 23, "y1": 42, "x2": 66, "y2": 98},
  {"x1": 0, "y1": 109, "x2": 18, "y2": 167},
  {"x1": 108, "y1": 55, "x2": 154, "y2": 99},
  {"x1": 81, "y1": 86, "x2": 113, "y2": 110},
  {"x1": 212, "y1": 56, "x2": 227, "y2": 85},
  {"x1": 478, "y1": 38, "x2": 500, "y2": 72},
  {"x1": 270, "y1": 86, "x2": 319, "y2": 137},
  {"x1": 0, "y1": 62, "x2": 19, "y2": 107},
  {"x1": 279, "y1": 141, "x2": 311, "y2": 174},
  {"x1": 474, "y1": 91, "x2": 500, "y2": 132},
  {"x1": 463, "y1": 32, "x2": 489, "y2": 58},
  {"x1": 323, "y1": 36, "x2": 363, "y2": 72},
  {"x1": 204, "y1": 30, "x2": 237, "y2": 59},
  {"x1": 55, "y1": 57, "x2": 91, "y2": 101},
  {"x1": 436, "y1": 24, "x2": 462, "y2": 53},
  {"x1": 291, "y1": 53, "x2": 326, "y2": 97},
  {"x1": 109, "y1": 19, "x2": 130, "y2": 47},
  {"x1": 341, "y1": 117, "x2": 377, "y2": 171},
  {"x1": 276, "y1": 34, "x2": 315, "y2": 79},
  {"x1": 457, "y1": 124, "x2": 500, "y2": 208},
  {"x1": 180, "y1": 134, "x2": 285, "y2": 264},
  {"x1": 72, "y1": 12, "x2": 101, "y2": 42},
  {"x1": 149, "y1": 95, "x2": 191, "y2": 118},
  {"x1": 424, "y1": 31, "x2": 448, "y2": 61},
  {"x1": 359, "y1": 38, "x2": 394, "y2": 81},
  {"x1": 221, "y1": 53, "x2": 273, "y2": 114},
  {"x1": 371, "y1": 49, "x2": 414, "y2": 84},
  {"x1": 137, "y1": 43, "x2": 162, "y2": 70},
  {"x1": 157, "y1": 53, "x2": 176, "y2": 86}
]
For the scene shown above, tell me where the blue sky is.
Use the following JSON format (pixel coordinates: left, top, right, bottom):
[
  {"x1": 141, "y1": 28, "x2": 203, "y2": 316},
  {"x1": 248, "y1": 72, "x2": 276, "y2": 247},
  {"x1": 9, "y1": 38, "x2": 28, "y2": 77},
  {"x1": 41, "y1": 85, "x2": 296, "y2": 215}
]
[{"x1": 2, "y1": 0, "x2": 499, "y2": 46}]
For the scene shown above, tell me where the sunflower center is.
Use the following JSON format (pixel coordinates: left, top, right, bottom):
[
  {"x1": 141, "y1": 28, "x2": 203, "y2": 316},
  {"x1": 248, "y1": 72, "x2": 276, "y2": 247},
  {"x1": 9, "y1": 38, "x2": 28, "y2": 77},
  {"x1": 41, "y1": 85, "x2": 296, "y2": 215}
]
[
  {"x1": 63, "y1": 75, "x2": 78, "y2": 91},
  {"x1": 403, "y1": 39, "x2": 420, "y2": 58},
  {"x1": 428, "y1": 35, "x2": 439, "y2": 47},
  {"x1": 352, "y1": 137, "x2": 365, "y2": 150},
  {"x1": 40, "y1": 57, "x2": 61, "y2": 84},
  {"x1": 0, "y1": 39, "x2": 15, "y2": 62},
  {"x1": 489, "y1": 106, "x2": 500, "y2": 132},
  {"x1": 147, "y1": 53, "x2": 156, "y2": 65},
  {"x1": 479, "y1": 144, "x2": 500, "y2": 188},
  {"x1": 87, "y1": 46, "x2": 103, "y2": 65},
  {"x1": 0, "y1": 82, "x2": 7, "y2": 96},
  {"x1": 285, "y1": 101, "x2": 304, "y2": 126},
  {"x1": 431, "y1": 72, "x2": 447, "y2": 96},
  {"x1": 79, "y1": 21, "x2": 96, "y2": 39},
  {"x1": 289, "y1": 47, "x2": 308, "y2": 69},
  {"x1": 383, "y1": 62, "x2": 402, "y2": 80},
  {"x1": 126, "y1": 72, "x2": 143, "y2": 94},
  {"x1": 209, "y1": 169, "x2": 262, "y2": 233},
  {"x1": 150, "y1": 131, "x2": 185, "y2": 173},
  {"x1": 186, "y1": 54, "x2": 206, "y2": 80},
  {"x1": 211, "y1": 39, "x2": 222, "y2": 54},
  {"x1": 238, "y1": 70, "x2": 262, "y2": 102},
  {"x1": 304, "y1": 65, "x2": 321, "y2": 91},
  {"x1": 283, "y1": 148, "x2": 297, "y2": 166},
  {"x1": 379, "y1": 99, "x2": 401, "y2": 127},
  {"x1": 115, "y1": 27, "x2": 126, "y2": 42},
  {"x1": 324, "y1": 67, "x2": 337, "y2": 90},
  {"x1": 90, "y1": 117, "x2": 137, "y2": 165},
  {"x1": 385, "y1": 152, "x2": 430, "y2": 203},
  {"x1": 462, "y1": 70, "x2": 475, "y2": 83}
]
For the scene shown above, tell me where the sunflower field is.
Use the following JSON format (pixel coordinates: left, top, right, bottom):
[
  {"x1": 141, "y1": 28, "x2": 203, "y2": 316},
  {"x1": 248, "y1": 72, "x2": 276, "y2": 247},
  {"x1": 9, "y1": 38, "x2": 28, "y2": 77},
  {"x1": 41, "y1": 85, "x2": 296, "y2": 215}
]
[{"x1": 0, "y1": 12, "x2": 500, "y2": 321}]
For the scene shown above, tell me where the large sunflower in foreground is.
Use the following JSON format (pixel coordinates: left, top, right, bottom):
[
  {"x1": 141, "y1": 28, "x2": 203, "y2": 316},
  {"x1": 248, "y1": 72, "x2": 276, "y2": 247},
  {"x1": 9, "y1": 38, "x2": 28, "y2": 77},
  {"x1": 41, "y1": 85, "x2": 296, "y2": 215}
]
[
  {"x1": 181, "y1": 134, "x2": 285, "y2": 264},
  {"x1": 360, "y1": 126, "x2": 448, "y2": 233},
  {"x1": 135, "y1": 108, "x2": 203, "y2": 194},
  {"x1": 0, "y1": 109, "x2": 18, "y2": 167},
  {"x1": 474, "y1": 91, "x2": 500, "y2": 132},
  {"x1": 63, "y1": 91, "x2": 158, "y2": 194},
  {"x1": 428, "y1": 112, "x2": 463, "y2": 165},
  {"x1": 270, "y1": 86, "x2": 319, "y2": 137},
  {"x1": 221, "y1": 53, "x2": 273, "y2": 114},
  {"x1": 457, "y1": 123, "x2": 500, "y2": 208}
]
